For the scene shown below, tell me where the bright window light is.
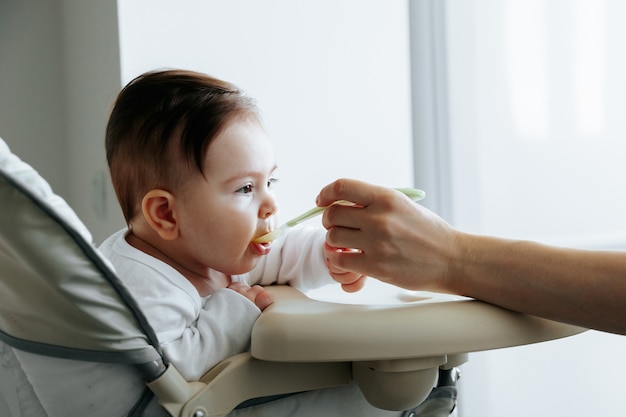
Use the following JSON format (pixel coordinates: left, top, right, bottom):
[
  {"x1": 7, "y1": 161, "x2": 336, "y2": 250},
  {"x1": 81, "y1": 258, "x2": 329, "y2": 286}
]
[
  {"x1": 505, "y1": 0, "x2": 549, "y2": 138},
  {"x1": 573, "y1": 0, "x2": 606, "y2": 135}
]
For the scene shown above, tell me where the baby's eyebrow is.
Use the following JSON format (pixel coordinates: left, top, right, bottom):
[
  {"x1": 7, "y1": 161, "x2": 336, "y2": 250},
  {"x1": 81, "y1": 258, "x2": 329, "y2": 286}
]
[{"x1": 224, "y1": 164, "x2": 279, "y2": 183}]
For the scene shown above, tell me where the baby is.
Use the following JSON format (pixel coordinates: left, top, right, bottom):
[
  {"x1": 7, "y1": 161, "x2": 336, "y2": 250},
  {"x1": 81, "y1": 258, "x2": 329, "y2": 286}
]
[{"x1": 100, "y1": 69, "x2": 418, "y2": 416}]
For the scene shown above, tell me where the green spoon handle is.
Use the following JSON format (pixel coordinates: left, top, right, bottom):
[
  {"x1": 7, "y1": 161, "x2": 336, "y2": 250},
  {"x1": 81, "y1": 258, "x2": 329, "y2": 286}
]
[{"x1": 285, "y1": 187, "x2": 425, "y2": 228}]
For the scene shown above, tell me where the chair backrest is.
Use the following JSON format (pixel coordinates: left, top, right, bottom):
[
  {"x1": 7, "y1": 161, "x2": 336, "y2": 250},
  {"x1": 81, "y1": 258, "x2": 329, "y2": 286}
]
[{"x1": 0, "y1": 138, "x2": 167, "y2": 417}]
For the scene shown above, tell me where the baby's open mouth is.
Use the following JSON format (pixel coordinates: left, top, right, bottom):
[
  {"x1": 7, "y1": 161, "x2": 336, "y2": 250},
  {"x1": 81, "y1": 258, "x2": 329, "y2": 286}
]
[{"x1": 251, "y1": 239, "x2": 272, "y2": 255}]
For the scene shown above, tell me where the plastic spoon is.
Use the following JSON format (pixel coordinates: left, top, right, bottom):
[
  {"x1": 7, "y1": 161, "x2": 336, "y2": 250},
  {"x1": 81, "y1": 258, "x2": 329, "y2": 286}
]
[{"x1": 252, "y1": 187, "x2": 425, "y2": 244}]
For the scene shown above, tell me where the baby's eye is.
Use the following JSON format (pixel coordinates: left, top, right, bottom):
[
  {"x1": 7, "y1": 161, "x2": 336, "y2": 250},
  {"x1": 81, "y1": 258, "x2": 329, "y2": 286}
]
[
  {"x1": 267, "y1": 178, "x2": 279, "y2": 189},
  {"x1": 237, "y1": 184, "x2": 254, "y2": 194}
]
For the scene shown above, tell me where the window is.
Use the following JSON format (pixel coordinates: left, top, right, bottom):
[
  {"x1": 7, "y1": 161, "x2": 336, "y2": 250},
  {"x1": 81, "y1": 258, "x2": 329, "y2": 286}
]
[
  {"x1": 415, "y1": 0, "x2": 626, "y2": 249},
  {"x1": 413, "y1": 2, "x2": 626, "y2": 416}
]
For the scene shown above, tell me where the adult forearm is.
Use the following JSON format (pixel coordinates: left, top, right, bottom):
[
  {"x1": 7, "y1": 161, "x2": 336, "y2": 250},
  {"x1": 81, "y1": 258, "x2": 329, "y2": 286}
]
[{"x1": 450, "y1": 233, "x2": 626, "y2": 335}]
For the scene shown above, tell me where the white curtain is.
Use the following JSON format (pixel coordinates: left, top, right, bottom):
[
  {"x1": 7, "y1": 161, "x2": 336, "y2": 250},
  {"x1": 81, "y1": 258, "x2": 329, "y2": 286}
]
[{"x1": 421, "y1": 1, "x2": 626, "y2": 416}]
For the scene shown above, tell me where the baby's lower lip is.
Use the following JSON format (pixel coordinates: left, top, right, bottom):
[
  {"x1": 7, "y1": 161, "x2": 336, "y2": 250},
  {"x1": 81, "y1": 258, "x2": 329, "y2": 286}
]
[{"x1": 251, "y1": 241, "x2": 272, "y2": 255}]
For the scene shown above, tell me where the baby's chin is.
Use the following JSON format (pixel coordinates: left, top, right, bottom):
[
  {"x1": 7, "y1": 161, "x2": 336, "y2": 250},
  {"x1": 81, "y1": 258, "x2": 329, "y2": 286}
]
[{"x1": 223, "y1": 252, "x2": 265, "y2": 276}]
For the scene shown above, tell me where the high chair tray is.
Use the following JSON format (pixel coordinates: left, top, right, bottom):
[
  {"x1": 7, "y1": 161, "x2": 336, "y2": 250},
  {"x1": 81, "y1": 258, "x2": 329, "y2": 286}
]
[{"x1": 251, "y1": 285, "x2": 586, "y2": 363}]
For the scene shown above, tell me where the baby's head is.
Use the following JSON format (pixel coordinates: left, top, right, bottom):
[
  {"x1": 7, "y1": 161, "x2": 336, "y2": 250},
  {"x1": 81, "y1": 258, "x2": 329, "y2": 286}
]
[
  {"x1": 106, "y1": 69, "x2": 279, "y2": 279},
  {"x1": 105, "y1": 69, "x2": 260, "y2": 224}
]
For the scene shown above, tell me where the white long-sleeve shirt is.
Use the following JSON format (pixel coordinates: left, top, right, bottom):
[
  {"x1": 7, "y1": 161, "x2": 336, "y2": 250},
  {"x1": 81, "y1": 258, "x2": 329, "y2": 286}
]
[{"x1": 99, "y1": 226, "x2": 333, "y2": 381}]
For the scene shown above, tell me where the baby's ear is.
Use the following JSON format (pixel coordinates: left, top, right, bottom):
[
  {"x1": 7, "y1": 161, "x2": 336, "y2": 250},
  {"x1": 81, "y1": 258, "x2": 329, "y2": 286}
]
[{"x1": 141, "y1": 189, "x2": 179, "y2": 240}]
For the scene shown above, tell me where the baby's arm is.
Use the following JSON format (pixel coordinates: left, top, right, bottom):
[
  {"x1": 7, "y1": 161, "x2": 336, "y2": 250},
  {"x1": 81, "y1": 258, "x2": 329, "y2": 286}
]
[
  {"x1": 247, "y1": 226, "x2": 365, "y2": 291},
  {"x1": 157, "y1": 288, "x2": 263, "y2": 381}
]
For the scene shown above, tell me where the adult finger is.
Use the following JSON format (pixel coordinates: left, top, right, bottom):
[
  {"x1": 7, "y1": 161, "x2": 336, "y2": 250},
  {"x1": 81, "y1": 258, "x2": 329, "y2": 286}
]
[
  {"x1": 325, "y1": 224, "x2": 372, "y2": 253},
  {"x1": 325, "y1": 249, "x2": 369, "y2": 279},
  {"x1": 321, "y1": 204, "x2": 366, "y2": 231},
  {"x1": 340, "y1": 275, "x2": 367, "y2": 293},
  {"x1": 316, "y1": 178, "x2": 383, "y2": 208}
]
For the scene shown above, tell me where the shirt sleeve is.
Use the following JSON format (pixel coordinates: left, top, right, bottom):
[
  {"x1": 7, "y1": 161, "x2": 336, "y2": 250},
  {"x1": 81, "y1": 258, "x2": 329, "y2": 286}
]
[
  {"x1": 245, "y1": 226, "x2": 335, "y2": 292},
  {"x1": 160, "y1": 288, "x2": 262, "y2": 381}
]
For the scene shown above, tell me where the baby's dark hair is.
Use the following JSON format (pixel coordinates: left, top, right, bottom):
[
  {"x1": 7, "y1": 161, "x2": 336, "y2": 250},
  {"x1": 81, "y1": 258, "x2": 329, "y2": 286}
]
[{"x1": 105, "y1": 69, "x2": 259, "y2": 223}]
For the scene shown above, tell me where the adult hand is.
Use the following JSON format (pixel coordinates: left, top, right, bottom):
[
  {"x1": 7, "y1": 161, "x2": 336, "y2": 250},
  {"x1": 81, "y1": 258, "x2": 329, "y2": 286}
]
[
  {"x1": 317, "y1": 179, "x2": 626, "y2": 335},
  {"x1": 323, "y1": 242, "x2": 368, "y2": 292},
  {"x1": 316, "y1": 178, "x2": 458, "y2": 293}
]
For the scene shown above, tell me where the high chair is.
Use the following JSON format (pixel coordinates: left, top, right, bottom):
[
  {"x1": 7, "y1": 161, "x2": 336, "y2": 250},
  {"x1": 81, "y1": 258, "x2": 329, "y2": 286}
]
[{"x1": 0, "y1": 137, "x2": 585, "y2": 417}]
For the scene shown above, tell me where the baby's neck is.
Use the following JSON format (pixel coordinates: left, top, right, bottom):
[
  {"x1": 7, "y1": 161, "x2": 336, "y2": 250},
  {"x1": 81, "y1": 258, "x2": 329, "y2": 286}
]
[
  {"x1": 186, "y1": 269, "x2": 231, "y2": 297},
  {"x1": 125, "y1": 231, "x2": 230, "y2": 297}
]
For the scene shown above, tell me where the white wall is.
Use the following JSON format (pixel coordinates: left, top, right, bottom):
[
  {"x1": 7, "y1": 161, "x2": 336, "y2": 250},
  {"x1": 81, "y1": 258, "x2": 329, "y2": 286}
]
[{"x1": 61, "y1": 0, "x2": 124, "y2": 243}]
